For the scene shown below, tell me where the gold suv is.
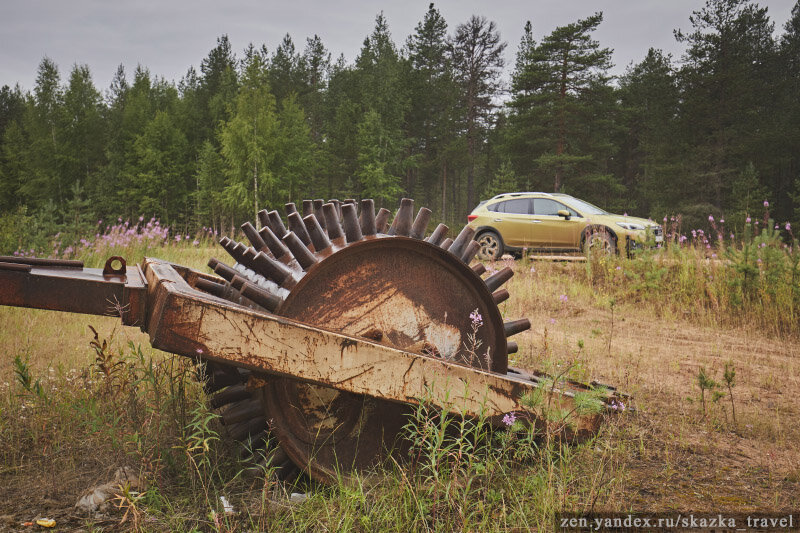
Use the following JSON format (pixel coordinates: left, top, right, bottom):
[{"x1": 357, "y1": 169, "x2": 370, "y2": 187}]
[{"x1": 467, "y1": 192, "x2": 662, "y2": 260}]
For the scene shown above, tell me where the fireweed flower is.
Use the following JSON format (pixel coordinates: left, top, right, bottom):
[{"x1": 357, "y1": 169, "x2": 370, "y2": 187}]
[
  {"x1": 502, "y1": 412, "x2": 517, "y2": 426},
  {"x1": 787, "y1": 223, "x2": 792, "y2": 231},
  {"x1": 708, "y1": 215, "x2": 714, "y2": 222},
  {"x1": 746, "y1": 217, "x2": 752, "y2": 223},
  {"x1": 469, "y1": 309, "x2": 483, "y2": 328},
  {"x1": 764, "y1": 200, "x2": 769, "y2": 208},
  {"x1": 559, "y1": 294, "x2": 568, "y2": 303}
]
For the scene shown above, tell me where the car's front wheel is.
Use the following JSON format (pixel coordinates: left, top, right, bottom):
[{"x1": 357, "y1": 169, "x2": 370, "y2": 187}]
[
  {"x1": 584, "y1": 229, "x2": 615, "y2": 256},
  {"x1": 476, "y1": 231, "x2": 504, "y2": 260}
]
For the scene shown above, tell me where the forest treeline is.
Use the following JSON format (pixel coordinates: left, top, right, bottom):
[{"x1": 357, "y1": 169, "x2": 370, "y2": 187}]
[{"x1": 0, "y1": 0, "x2": 799, "y2": 246}]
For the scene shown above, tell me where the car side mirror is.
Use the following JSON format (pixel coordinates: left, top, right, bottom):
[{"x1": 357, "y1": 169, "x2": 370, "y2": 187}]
[{"x1": 557, "y1": 209, "x2": 571, "y2": 220}]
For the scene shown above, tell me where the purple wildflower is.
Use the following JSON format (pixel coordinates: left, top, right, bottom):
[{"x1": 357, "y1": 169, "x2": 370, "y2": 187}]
[
  {"x1": 708, "y1": 215, "x2": 714, "y2": 222},
  {"x1": 502, "y1": 412, "x2": 517, "y2": 426},
  {"x1": 746, "y1": 217, "x2": 751, "y2": 224},
  {"x1": 764, "y1": 200, "x2": 769, "y2": 208},
  {"x1": 469, "y1": 309, "x2": 483, "y2": 328},
  {"x1": 559, "y1": 294, "x2": 568, "y2": 303}
]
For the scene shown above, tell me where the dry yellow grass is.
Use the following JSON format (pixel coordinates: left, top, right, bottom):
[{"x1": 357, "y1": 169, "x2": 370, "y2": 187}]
[
  {"x1": 0, "y1": 250, "x2": 798, "y2": 529},
  {"x1": 501, "y1": 258, "x2": 800, "y2": 511}
]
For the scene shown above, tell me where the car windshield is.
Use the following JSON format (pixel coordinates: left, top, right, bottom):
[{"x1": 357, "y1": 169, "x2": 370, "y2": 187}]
[{"x1": 562, "y1": 197, "x2": 607, "y2": 215}]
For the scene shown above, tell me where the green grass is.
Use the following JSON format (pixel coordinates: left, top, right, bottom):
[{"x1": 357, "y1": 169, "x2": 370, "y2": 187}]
[{"x1": 1, "y1": 228, "x2": 799, "y2": 531}]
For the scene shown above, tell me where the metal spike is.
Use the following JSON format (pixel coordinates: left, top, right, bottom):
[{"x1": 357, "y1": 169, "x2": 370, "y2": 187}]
[
  {"x1": 226, "y1": 417, "x2": 266, "y2": 442},
  {"x1": 440, "y1": 237, "x2": 454, "y2": 250},
  {"x1": 210, "y1": 384, "x2": 250, "y2": 409},
  {"x1": 223, "y1": 241, "x2": 246, "y2": 263},
  {"x1": 507, "y1": 341, "x2": 519, "y2": 355},
  {"x1": 323, "y1": 202, "x2": 345, "y2": 241},
  {"x1": 285, "y1": 202, "x2": 298, "y2": 216},
  {"x1": 360, "y1": 199, "x2": 377, "y2": 236},
  {"x1": 267, "y1": 210, "x2": 288, "y2": 238},
  {"x1": 375, "y1": 208, "x2": 391, "y2": 233},
  {"x1": 196, "y1": 277, "x2": 226, "y2": 298},
  {"x1": 241, "y1": 221, "x2": 268, "y2": 252},
  {"x1": 241, "y1": 282, "x2": 283, "y2": 312},
  {"x1": 302, "y1": 199, "x2": 314, "y2": 218},
  {"x1": 221, "y1": 399, "x2": 265, "y2": 426},
  {"x1": 331, "y1": 199, "x2": 342, "y2": 219},
  {"x1": 230, "y1": 275, "x2": 247, "y2": 291},
  {"x1": 448, "y1": 225, "x2": 476, "y2": 258},
  {"x1": 287, "y1": 211, "x2": 313, "y2": 248},
  {"x1": 485, "y1": 266, "x2": 514, "y2": 292},
  {"x1": 341, "y1": 203, "x2": 363, "y2": 243},
  {"x1": 212, "y1": 261, "x2": 239, "y2": 282},
  {"x1": 471, "y1": 263, "x2": 487, "y2": 276},
  {"x1": 492, "y1": 289, "x2": 510, "y2": 305},
  {"x1": 388, "y1": 198, "x2": 414, "y2": 236},
  {"x1": 313, "y1": 199, "x2": 326, "y2": 230},
  {"x1": 410, "y1": 207, "x2": 432, "y2": 239},
  {"x1": 258, "y1": 225, "x2": 291, "y2": 261},
  {"x1": 253, "y1": 251, "x2": 296, "y2": 289},
  {"x1": 426, "y1": 224, "x2": 449, "y2": 246},
  {"x1": 504, "y1": 318, "x2": 531, "y2": 338},
  {"x1": 240, "y1": 247, "x2": 259, "y2": 270},
  {"x1": 257, "y1": 209, "x2": 270, "y2": 230},
  {"x1": 283, "y1": 232, "x2": 319, "y2": 271},
  {"x1": 303, "y1": 213, "x2": 332, "y2": 253},
  {"x1": 461, "y1": 240, "x2": 480, "y2": 264}
]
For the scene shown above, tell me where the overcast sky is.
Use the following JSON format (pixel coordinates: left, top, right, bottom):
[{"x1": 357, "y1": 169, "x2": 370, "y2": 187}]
[{"x1": 2, "y1": 0, "x2": 797, "y2": 93}]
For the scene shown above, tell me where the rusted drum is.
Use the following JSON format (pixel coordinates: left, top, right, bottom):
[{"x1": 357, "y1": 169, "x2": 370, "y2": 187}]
[{"x1": 262, "y1": 237, "x2": 506, "y2": 482}]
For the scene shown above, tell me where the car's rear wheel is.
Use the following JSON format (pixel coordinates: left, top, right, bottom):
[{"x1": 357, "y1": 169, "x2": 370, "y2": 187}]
[
  {"x1": 584, "y1": 229, "x2": 615, "y2": 256},
  {"x1": 476, "y1": 231, "x2": 504, "y2": 260}
]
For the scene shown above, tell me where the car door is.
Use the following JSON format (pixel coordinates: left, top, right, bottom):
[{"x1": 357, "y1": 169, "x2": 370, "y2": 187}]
[
  {"x1": 531, "y1": 198, "x2": 584, "y2": 249},
  {"x1": 486, "y1": 198, "x2": 533, "y2": 248}
]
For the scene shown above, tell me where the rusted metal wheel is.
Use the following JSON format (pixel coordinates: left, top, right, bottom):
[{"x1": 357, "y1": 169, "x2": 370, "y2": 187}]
[{"x1": 201, "y1": 198, "x2": 530, "y2": 482}]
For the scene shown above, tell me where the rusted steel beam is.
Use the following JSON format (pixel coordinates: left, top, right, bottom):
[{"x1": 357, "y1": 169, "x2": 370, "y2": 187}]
[
  {"x1": 140, "y1": 258, "x2": 608, "y2": 434},
  {"x1": 0, "y1": 257, "x2": 146, "y2": 326}
]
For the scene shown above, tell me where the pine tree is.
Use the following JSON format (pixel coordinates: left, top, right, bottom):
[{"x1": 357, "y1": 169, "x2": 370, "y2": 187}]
[
  {"x1": 616, "y1": 49, "x2": 682, "y2": 213},
  {"x1": 450, "y1": 15, "x2": 506, "y2": 213},
  {"x1": 195, "y1": 140, "x2": 226, "y2": 231},
  {"x1": 133, "y1": 107, "x2": 189, "y2": 224},
  {"x1": 355, "y1": 109, "x2": 403, "y2": 205},
  {"x1": 270, "y1": 34, "x2": 303, "y2": 103},
  {"x1": 675, "y1": 0, "x2": 778, "y2": 212},
  {"x1": 219, "y1": 46, "x2": 279, "y2": 223},
  {"x1": 506, "y1": 14, "x2": 614, "y2": 196},
  {"x1": 275, "y1": 94, "x2": 315, "y2": 202},
  {"x1": 61, "y1": 64, "x2": 104, "y2": 206},
  {"x1": 21, "y1": 57, "x2": 65, "y2": 209},
  {"x1": 406, "y1": 3, "x2": 458, "y2": 215}
]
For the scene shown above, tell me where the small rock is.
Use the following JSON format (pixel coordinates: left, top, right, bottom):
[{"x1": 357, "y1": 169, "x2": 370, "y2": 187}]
[{"x1": 289, "y1": 492, "x2": 307, "y2": 504}]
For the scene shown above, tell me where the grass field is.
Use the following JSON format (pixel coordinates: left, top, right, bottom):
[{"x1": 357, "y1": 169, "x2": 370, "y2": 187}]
[{"x1": 1, "y1": 232, "x2": 799, "y2": 531}]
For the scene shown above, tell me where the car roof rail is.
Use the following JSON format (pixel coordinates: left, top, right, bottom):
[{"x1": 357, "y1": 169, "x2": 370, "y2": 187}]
[{"x1": 490, "y1": 192, "x2": 552, "y2": 200}]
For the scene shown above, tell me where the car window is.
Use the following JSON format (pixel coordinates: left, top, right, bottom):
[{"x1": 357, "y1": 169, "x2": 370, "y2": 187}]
[
  {"x1": 533, "y1": 198, "x2": 578, "y2": 217},
  {"x1": 500, "y1": 198, "x2": 531, "y2": 214}
]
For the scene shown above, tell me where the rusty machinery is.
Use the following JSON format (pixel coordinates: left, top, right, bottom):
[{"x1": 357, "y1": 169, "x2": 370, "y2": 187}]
[{"x1": 0, "y1": 198, "x2": 624, "y2": 482}]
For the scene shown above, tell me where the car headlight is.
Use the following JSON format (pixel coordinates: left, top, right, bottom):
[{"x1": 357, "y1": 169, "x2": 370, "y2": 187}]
[{"x1": 616, "y1": 222, "x2": 646, "y2": 231}]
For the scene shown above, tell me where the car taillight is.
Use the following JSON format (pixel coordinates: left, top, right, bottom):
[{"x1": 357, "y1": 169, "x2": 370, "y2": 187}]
[{"x1": 467, "y1": 215, "x2": 478, "y2": 222}]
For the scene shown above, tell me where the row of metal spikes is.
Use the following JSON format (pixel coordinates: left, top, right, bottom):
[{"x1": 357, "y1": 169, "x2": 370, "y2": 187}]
[{"x1": 196, "y1": 198, "x2": 529, "y2": 356}]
